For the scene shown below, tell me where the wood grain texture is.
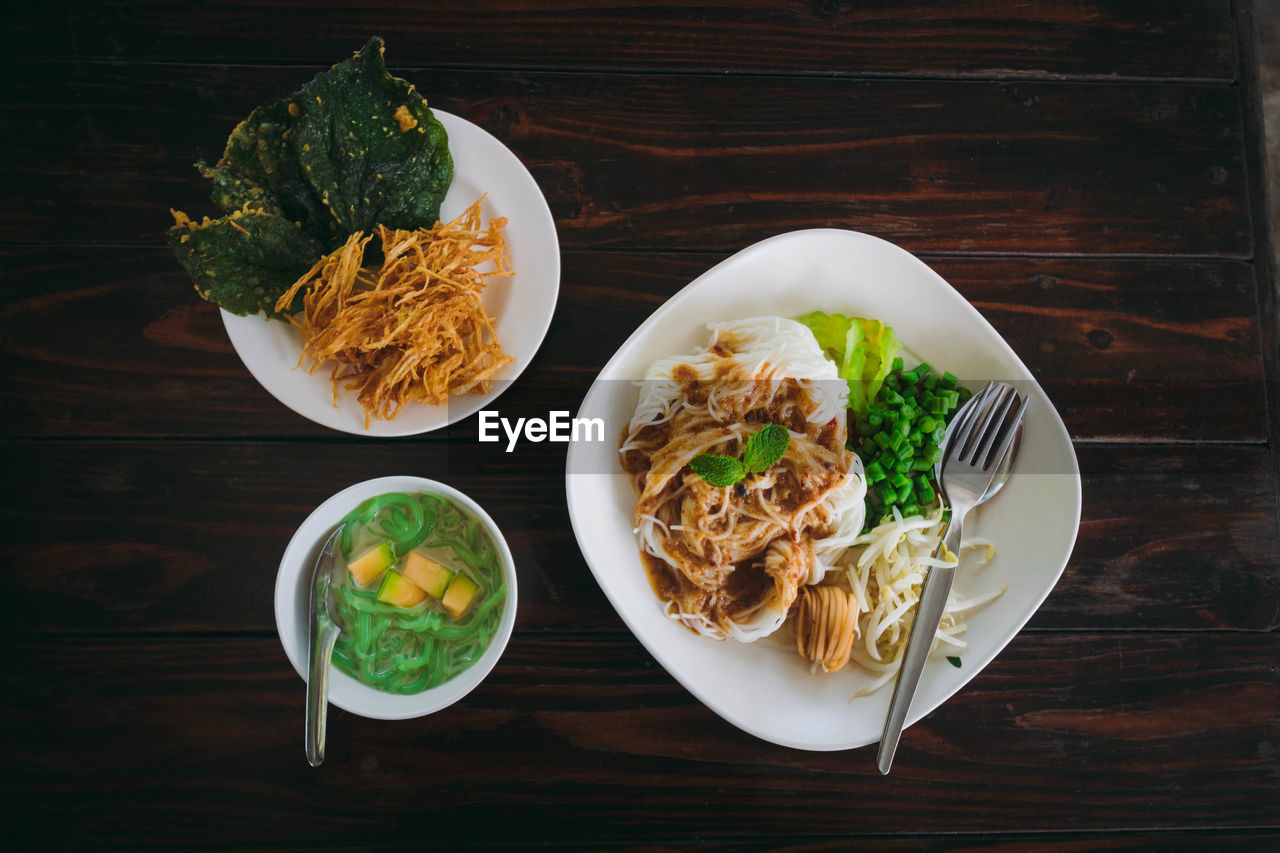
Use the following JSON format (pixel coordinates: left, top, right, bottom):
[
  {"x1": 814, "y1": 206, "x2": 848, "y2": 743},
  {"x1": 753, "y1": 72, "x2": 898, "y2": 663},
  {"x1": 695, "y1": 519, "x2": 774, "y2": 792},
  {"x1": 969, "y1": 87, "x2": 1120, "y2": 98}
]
[
  {"x1": 5, "y1": 1, "x2": 1238, "y2": 82},
  {"x1": 2, "y1": 441, "x2": 1275, "y2": 634},
  {"x1": 0, "y1": 249, "x2": 1267, "y2": 441},
  {"x1": 604, "y1": 833, "x2": 1280, "y2": 852},
  {"x1": 2, "y1": 633, "x2": 1276, "y2": 847},
  {"x1": 0, "y1": 4, "x2": 1276, "y2": 847},
  {"x1": 0, "y1": 62, "x2": 1252, "y2": 256}
]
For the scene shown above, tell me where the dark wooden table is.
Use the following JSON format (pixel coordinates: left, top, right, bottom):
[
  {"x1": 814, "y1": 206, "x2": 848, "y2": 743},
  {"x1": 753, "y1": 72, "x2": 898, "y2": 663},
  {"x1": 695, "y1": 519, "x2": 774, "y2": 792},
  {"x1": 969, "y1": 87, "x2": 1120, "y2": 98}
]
[{"x1": 4, "y1": 2, "x2": 1278, "y2": 849}]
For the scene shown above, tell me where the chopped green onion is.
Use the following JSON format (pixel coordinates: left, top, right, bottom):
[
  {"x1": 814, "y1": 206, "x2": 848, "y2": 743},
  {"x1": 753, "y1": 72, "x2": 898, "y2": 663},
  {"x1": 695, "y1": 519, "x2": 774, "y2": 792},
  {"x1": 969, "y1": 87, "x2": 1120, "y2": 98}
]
[{"x1": 849, "y1": 357, "x2": 971, "y2": 527}]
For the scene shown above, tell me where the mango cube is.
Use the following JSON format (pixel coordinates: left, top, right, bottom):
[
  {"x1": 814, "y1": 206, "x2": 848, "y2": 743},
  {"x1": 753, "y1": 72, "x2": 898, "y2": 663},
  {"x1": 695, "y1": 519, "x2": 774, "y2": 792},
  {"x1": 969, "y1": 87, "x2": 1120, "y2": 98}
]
[
  {"x1": 376, "y1": 571, "x2": 427, "y2": 608},
  {"x1": 401, "y1": 551, "x2": 454, "y2": 598},
  {"x1": 347, "y1": 540, "x2": 394, "y2": 587},
  {"x1": 441, "y1": 572, "x2": 480, "y2": 619}
]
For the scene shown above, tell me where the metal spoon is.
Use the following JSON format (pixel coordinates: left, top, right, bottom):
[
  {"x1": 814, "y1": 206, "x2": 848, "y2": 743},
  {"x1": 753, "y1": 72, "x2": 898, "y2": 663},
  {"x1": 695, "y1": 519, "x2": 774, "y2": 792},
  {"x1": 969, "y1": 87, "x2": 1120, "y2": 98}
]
[{"x1": 306, "y1": 524, "x2": 344, "y2": 767}]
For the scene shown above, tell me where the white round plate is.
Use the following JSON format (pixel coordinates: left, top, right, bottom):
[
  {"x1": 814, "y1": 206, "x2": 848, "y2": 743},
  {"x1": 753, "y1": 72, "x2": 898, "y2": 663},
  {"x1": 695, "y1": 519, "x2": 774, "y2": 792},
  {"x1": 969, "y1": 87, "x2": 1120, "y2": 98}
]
[
  {"x1": 222, "y1": 110, "x2": 560, "y2": 436},
  {"x1": 565, "y1": 229, "x2": 1081, "y2": 751},
  {"x1": 275, "y1": 475, "x2": 518, "y2": 720}
]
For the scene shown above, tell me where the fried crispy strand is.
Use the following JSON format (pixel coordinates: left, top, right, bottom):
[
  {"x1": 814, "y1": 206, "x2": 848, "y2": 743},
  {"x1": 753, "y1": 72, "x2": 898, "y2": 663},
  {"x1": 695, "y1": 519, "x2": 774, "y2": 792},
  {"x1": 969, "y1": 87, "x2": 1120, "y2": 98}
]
[{"x1": 275, "y1": 197, "x2": 513, "y2": 427}]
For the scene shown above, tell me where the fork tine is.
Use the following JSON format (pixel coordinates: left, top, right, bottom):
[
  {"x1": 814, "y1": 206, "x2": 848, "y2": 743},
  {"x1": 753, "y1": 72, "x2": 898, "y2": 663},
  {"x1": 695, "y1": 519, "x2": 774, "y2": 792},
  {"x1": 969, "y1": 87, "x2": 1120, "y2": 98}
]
[
  {"x1": 983, "y1": 391, "x2": 1029, "y2": 471},
  {"x1": 957, "y1": 383, "x2": 1013, "y2": 464},
  {"x1": 943, "y1": 382, "x2": 993, "y2": 463},
  {"x1": 973, "y1": 385, "x2": 1019, "y2": 468}
]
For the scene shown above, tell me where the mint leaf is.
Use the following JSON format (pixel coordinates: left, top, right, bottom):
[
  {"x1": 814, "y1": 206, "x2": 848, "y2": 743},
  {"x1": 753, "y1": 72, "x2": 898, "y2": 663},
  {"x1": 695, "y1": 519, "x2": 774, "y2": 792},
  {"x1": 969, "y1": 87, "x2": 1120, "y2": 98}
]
[
  {"x1": 741, "y1": 424, "x2": 790, "y2": 474},
  {"x1": 690, "y1": 454, "x2": 746, "y2": 487},
  {"x1": 946, "y1": 656, "x2": 962, "y2": 668}
]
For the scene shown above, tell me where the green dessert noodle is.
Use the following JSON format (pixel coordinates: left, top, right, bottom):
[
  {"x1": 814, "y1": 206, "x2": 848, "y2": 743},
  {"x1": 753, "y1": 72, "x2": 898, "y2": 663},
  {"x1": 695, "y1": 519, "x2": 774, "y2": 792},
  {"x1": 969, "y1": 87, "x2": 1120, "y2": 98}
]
[{"x1": 327, "y1": 491, "x2": 507, "y2": 694}]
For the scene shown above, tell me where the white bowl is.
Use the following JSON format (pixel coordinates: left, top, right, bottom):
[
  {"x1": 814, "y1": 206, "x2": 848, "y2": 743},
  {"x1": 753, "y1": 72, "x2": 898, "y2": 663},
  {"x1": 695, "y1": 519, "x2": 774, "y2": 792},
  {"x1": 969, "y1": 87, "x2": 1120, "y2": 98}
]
[{"x1": 275, "y1": 475, "x2": 518, "y2": 719}]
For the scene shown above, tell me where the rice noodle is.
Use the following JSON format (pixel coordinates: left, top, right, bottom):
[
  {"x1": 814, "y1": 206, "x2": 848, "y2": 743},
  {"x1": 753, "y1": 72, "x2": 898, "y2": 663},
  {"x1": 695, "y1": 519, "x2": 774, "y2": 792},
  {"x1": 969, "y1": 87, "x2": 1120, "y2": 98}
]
[{"x1": 619, "y1": 317, "x2": 867, "y2": 642}]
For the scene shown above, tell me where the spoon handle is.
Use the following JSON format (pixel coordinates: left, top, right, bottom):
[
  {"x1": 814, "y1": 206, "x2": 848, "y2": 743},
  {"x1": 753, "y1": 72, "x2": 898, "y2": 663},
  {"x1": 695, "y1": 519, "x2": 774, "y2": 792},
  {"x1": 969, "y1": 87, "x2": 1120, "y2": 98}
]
[
  {"x1": 306, "y1": 624, "x2": 340, "y2": 767},
  {"x1": 876, "y1": 513, "x2": 964, "y2": 774}
]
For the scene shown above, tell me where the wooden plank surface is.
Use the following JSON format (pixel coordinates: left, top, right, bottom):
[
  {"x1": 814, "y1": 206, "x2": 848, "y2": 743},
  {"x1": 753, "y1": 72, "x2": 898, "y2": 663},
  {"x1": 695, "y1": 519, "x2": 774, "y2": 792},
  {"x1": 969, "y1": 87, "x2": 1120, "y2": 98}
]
[
  {"x1": 2, "y1": 632, "x2": 1276, "y2": 847},
  {"x1": 1, "y1": 3, "x2": 1276, "y2": 849},
  {"x1": 0, "y1": 249, "x2": 1267, "y2": 441},
  {"x1": 6, "y1": 1, "x2": 1238, "y2": 82},
  {"x1": 3, "y1": 441, "x2": 1275, "y2": 635},
  {"x1": 0, "y1": 63, "x2": 1252, "y2": 256}
]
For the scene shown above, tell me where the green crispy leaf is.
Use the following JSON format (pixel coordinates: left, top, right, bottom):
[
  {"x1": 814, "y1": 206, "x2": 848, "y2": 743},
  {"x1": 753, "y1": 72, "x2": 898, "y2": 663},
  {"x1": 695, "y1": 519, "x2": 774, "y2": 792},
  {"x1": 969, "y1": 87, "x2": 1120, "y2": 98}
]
[
  {"x1": 291, "y1": 36, "x2": 453, "y2": 235},
  {"x1": 741, "y1": 424, "x2": 790, "y2": 473},
  {"x1": 170, "y1": 37, "x2": 454, "y2": 316},
  {"x1": 196, "y1": 160, "x2": 283, "y2": 218},
  {"x1": 211, "y1": 98, "x2": 343, "y2": 246},
  {"x1": 689, "y1": 454, "x2": 746, "y2": 487},
  {"x1": 168, "y1": 210, "x2": 323, "y2": 317}
]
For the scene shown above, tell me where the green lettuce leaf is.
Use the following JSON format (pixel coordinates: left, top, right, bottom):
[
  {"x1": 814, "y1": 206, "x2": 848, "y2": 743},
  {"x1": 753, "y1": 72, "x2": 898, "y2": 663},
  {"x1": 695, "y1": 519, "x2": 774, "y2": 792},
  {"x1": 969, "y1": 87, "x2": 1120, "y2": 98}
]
[{"x1": 797, "y1": 311, "x2": 901, "y2": 418}]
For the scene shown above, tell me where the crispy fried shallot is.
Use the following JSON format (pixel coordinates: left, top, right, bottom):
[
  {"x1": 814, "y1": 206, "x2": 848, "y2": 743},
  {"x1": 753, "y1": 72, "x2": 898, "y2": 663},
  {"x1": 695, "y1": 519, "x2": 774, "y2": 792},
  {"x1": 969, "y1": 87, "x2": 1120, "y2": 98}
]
[{"x1": 275, "y1": 198, "x2": 513, "y2": 426}]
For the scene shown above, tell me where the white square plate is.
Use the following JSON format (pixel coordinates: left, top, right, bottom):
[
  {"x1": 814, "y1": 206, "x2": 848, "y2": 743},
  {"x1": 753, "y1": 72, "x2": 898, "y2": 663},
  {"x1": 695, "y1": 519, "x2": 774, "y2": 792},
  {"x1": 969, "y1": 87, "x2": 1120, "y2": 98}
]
[{"x1": 565, "y1": 229, "x2": 1081, "y2": 751}]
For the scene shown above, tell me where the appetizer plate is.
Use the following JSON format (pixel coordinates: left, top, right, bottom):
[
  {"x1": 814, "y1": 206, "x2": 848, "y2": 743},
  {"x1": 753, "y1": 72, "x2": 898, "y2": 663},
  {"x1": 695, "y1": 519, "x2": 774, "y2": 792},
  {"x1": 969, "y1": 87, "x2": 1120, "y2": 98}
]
[
  {"x1": 565, "y1": 229, "x2": 1081, "y2": 751},
  {"x1": 223, "y1": 110, "x2": 560, "y2": 436},
  {"x1": 275, "y1": 475, "x2": 518, "y2": 720}
]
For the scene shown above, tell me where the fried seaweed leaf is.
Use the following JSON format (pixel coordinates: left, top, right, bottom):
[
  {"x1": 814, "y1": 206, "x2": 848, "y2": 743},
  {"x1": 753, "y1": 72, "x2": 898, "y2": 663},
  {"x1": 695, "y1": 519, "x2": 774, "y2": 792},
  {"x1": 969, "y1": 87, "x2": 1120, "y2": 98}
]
[
  {"x1": 168, "y1": 209, "x2": 323, "y2": 317},
  {"x1": 211, "y1": 99, "x2": 344, "y2": 247},
  {"x1": 197, "y1": 160, "x2": 283, "y2": 218},
  {"x1": 291, "y1": 36, "x2": 453, "y2": 234},
  {"x1": 170, "y1": 37, "x2": 453, "y2": 317}
]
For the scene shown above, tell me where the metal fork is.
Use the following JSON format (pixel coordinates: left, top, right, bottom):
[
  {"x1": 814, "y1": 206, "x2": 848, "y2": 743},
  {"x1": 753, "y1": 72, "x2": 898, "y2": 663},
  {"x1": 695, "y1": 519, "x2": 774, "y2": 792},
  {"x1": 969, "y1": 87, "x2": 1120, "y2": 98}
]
[{"x1": 876, "y1": 381, "x2": 1029, "y2": 774}]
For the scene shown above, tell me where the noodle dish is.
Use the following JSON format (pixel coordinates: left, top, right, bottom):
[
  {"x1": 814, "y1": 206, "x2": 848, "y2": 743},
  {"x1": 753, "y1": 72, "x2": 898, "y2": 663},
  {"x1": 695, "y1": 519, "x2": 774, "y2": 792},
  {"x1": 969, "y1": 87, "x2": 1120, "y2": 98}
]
[
  {"x1": 619, "y1": 313, "x2": 998, "y2": 694},
  {"x1": 566, "y1": 228, "x2": 1080, "y2": 749}
]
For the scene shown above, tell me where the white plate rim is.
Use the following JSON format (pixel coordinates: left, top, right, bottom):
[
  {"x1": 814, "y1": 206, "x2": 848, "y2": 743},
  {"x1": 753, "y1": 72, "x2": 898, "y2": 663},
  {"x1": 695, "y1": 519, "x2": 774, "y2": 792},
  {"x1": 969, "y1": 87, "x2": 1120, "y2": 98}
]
[
  {"x1": 221, "y1": 109, "x2": 560, "y2": 436},
  {"x1": 565, "y1": 227, "x2": 1082, "y2": 751}
]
